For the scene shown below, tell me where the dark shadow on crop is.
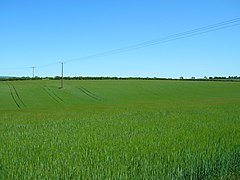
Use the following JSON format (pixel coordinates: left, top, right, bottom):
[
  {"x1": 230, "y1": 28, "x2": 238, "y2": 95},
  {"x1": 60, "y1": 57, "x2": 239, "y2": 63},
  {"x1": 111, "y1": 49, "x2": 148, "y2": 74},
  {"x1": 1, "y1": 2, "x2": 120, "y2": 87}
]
[{"x1": 180, "y1": 148, "x2": 240, "y2": 179}]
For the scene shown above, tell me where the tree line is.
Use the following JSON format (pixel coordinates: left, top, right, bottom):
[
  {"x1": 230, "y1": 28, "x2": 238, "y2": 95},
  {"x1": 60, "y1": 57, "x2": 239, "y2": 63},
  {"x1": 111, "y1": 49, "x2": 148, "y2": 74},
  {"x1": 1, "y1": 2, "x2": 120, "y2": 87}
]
[{"x1": 0, "y1": 76, "x2": 240, "y2": 81}]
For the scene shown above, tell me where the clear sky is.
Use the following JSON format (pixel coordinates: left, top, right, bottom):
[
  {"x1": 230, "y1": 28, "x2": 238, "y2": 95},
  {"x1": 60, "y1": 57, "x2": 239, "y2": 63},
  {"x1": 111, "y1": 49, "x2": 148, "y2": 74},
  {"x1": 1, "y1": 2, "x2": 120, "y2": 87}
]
[{"x1": 0, "y1": 0, "x2": 240, "y2": 78}]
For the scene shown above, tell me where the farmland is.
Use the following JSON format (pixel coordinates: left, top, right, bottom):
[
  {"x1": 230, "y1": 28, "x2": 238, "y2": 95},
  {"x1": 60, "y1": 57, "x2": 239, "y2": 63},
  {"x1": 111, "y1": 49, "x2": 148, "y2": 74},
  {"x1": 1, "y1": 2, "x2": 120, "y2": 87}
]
[{"x1": 0, "y1": 80, "x2": 240, "y2": 179}]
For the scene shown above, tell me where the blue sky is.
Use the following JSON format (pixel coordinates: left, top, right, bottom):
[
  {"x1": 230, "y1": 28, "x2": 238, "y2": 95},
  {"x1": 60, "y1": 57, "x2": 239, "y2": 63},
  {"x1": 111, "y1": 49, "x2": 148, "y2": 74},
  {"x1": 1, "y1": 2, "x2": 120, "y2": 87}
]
[{"x1": 0, "y1": 0, "x2": 240, "y2": 78}]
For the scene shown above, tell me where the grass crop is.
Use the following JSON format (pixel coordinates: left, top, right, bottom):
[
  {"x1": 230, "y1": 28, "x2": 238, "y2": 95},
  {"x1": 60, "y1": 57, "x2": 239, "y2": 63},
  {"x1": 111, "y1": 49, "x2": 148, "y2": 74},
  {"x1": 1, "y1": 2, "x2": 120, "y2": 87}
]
[{"x1": 0, "y1": 80, "x2": 240, "y2": 179}]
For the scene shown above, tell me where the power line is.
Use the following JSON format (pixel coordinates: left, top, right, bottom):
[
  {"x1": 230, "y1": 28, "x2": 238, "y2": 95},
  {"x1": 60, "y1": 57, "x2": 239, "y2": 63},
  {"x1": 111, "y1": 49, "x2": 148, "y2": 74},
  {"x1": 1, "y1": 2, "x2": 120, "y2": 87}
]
[
  {"x1": 35, "y1": 62, "x2": 59, "y2": 68},
  {"x1": 65, "y1": 18, "x2": 240, "y2": 63},
  {"x1": 0, "y1": 66, "x2": 30, "y2": 70},
  {"x1": 1, "y1": 17, "x2": 240, "y2": 70}
]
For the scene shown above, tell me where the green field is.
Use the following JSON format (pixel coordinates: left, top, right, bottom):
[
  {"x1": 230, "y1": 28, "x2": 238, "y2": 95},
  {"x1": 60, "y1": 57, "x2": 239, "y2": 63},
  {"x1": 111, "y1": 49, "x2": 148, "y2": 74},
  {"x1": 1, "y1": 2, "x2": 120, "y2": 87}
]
[{"x1": 0, "y1": 80, "x2": 240, "y2": 179}]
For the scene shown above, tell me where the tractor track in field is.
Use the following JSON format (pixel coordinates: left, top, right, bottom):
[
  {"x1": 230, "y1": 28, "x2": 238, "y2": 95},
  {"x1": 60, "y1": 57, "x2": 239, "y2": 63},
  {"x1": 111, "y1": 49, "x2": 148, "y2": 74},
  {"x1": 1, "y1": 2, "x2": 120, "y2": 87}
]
[
  {"x1": 78, "y1": 86, "x2": 101, "y2": 101},
  {"x1": 47, "y1": 87, "x2": 65, "y2": 103},
  {"x1": 7, "y1": 83, "x2": 22, "y2": 109},
  {"x1": 42, "y1": 86, "x2": 65, "y2": 104},
  {"x1": 42, "y1": 87, "x2": 60, "y2": 103},
  {"x1": 11, "y1": 85, "x2": 26, "y2": 107}
]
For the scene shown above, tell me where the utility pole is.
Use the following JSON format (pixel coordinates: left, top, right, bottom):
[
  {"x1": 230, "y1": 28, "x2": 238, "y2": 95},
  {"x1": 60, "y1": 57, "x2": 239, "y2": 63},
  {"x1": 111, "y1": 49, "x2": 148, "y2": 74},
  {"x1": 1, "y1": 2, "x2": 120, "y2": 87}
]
[
  {"x1": 31, "y1": 67, "x2": 35, "y2": 78},
  {"x1": 60, "y1": 62, "x2": 64, "y2": 88}
]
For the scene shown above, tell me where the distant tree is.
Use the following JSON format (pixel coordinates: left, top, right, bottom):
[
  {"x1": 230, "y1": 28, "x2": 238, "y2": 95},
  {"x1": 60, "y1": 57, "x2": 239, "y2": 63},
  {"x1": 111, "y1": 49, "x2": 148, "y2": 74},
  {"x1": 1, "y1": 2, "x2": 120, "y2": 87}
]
[
  {"x1": 180, "y1": 76, "x2": 184, "y2": 80},
  {"x1": 54, "y1": 76, "x2": 61, "y2": 80}
]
